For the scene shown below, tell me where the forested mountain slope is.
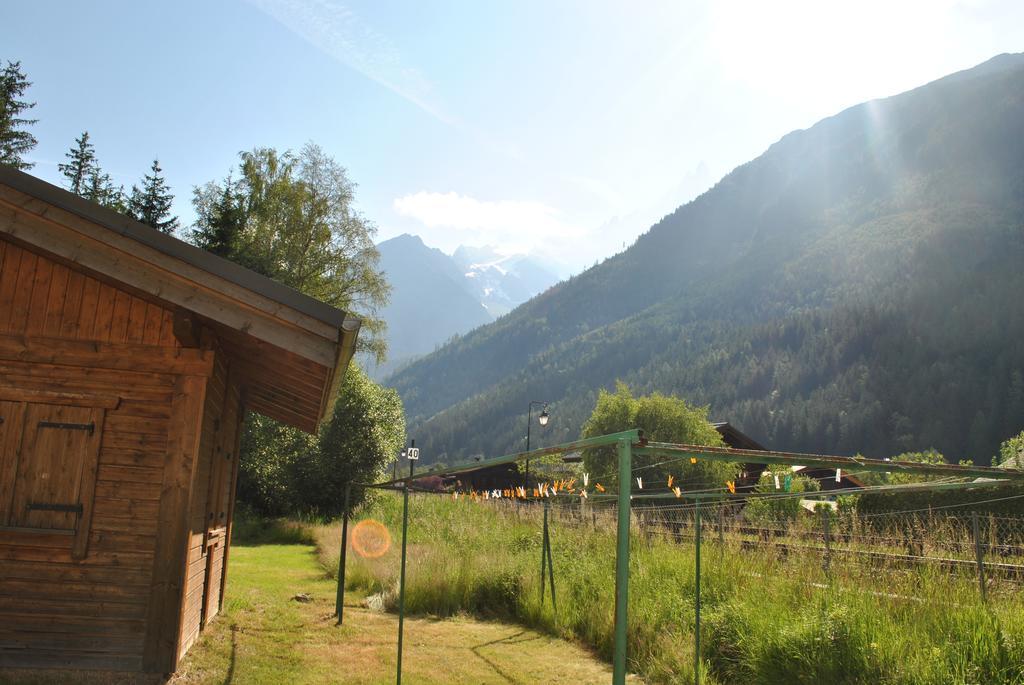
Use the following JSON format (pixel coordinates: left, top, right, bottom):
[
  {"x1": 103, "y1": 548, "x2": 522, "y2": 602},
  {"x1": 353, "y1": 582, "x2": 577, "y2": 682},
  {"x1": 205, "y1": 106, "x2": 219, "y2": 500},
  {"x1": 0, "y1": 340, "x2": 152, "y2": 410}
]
[{"x1": 388, "y1": 53, "x2": 1024, "y2": 465}]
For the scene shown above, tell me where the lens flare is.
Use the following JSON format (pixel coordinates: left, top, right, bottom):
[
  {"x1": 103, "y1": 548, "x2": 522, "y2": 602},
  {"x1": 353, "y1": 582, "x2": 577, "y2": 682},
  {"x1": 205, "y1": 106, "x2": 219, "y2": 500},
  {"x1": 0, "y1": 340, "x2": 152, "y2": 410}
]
[{"x1": 351, "y1": 519, "x2": 391, "y2": 559}]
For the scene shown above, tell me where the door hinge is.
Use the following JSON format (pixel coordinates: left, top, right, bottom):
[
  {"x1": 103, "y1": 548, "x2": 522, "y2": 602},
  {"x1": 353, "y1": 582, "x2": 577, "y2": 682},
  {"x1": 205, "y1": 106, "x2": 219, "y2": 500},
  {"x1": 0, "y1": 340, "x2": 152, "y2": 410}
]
[
  {"x1": 27, "y1": 502, "x2": 84, "y2": 514},
  {"x1": 38, "y1": 421, "x2": 95, "y2": 434}
]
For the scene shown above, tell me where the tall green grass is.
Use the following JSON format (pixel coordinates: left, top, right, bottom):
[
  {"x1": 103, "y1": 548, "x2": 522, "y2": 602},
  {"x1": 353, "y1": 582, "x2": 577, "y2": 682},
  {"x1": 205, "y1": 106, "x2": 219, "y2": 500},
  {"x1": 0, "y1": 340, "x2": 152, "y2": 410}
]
[{"x1": 313, "y1": 494, "x2": 1024, "y2": 684}]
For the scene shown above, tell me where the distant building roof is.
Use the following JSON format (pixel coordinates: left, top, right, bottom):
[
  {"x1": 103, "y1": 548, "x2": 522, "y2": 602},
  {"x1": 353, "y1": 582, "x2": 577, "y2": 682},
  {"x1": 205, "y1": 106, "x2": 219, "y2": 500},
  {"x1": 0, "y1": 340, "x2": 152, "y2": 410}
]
[{"x1": 712, "y1": 422, "x2": 767, "y2": 450}]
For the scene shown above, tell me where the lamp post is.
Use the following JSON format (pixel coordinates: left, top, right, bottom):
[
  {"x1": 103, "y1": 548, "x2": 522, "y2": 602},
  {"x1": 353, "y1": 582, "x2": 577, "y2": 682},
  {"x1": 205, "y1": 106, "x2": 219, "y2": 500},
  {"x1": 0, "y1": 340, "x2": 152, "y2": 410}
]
[{"x1": 524, "y1": 401, "x2": 550, "y2": 489}]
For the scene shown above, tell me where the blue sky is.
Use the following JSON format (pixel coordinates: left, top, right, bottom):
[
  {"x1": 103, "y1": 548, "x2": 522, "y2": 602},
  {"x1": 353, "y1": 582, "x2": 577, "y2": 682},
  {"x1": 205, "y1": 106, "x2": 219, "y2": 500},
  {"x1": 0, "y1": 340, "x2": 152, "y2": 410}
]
[{"x1": 5, "y1": 0, "x2": 1024, "y2": 274}]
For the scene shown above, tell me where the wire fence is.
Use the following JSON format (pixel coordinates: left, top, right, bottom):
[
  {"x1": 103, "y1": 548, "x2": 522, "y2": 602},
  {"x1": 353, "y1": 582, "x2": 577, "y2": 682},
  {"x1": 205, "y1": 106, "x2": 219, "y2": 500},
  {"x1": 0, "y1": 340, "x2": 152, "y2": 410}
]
[
  {"x1": 341, "y1": 432, "x2": 1024, "y2": 685},
  {"x1": 537, "y1": 498, "x2": 1024, "y2": 590}
]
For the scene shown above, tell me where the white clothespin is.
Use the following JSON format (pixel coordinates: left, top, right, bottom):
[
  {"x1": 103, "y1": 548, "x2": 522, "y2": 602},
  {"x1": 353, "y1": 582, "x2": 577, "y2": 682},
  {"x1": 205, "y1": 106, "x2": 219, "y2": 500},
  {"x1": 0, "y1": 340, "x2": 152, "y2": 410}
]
[
  {"x1": 835, "y1": 468, "x2": 841, "y2": 483},
  {"x1": 583, "y1": 473, "x2": 589, "y2": 487},
  {"x1": 636, "y1": 476, "x2": 643, "y2": 489},
  {"x1": 774, "y1": 474, "x2": 780, "y2": 490}
]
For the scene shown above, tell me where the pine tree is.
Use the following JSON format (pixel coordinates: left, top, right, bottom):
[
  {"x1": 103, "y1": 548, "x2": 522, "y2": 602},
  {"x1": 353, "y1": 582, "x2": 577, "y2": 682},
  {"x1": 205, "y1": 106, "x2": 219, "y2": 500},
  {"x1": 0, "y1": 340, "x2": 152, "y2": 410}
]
[
  {"x1": 191, "y1": 179, "x2": 245, "y2": 258},
  {"x1": 128, "y1": 159, "x2": 179, "y2": 234},
  {"x1": 58, "y1": 131, "x2": 96, "y2": 195},
  {"x1": 0, "y1": 61, "x2": 38, "y2": 170},
  {"x1": 86, "y1": 166, "x2": 127, "y2": 213}
]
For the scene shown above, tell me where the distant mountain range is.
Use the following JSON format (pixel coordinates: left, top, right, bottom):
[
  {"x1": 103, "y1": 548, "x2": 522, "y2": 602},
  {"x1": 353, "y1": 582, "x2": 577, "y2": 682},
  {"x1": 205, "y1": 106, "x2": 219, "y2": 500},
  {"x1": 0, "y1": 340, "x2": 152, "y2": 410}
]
[
  {"x1": 388, "y1": 53, "x2": 1024, "y2": 466},
  {"x1": 366, "y1": 235, "x2": 559, "y2": 379},
  {"x1": 452, "y1": 244, "x2": 562, "y2": 318}
]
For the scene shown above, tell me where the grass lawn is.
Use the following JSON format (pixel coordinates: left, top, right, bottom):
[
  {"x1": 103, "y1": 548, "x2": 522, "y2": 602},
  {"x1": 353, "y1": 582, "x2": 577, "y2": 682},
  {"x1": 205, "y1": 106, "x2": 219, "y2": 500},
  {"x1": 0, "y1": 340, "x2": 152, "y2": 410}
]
[{"x1": 171, "y1": 543, "x2": 634, "y2": 685}]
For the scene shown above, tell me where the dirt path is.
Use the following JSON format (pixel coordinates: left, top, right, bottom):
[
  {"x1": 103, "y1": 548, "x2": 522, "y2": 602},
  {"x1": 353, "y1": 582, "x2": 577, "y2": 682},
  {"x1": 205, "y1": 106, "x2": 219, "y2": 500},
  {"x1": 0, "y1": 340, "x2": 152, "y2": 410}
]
[{"x1": 172, "y1": 544, "x2": 639, "y2": 685}]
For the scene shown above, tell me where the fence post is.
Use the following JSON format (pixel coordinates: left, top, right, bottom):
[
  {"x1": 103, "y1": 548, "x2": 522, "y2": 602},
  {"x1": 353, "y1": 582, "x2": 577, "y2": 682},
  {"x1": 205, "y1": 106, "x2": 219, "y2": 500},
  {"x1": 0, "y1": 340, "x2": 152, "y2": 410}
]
[
  {"x1": 972, "y1": 511, "x2": 987, "y2": 602},
  {"x1": 335, "y1": 482, "x2": 352, "y2": 624},
  {"x1": 541, "y1": 497, "x2": 549, "y2": 605},
  {"x1": 718, "y1": 502, "x2": 725, "y2": 557},
  {"x1": 396, "y1": 483, "x2": 410, "y2": 685},
  {"x1": 821, "y1": 507, "x2": 831, "y2": 575},
  {"x1": 546, "y1": 500, "x2": 557, "y2": 613},
  {"x1": 694, "y1": 499, "x2": 702, "y2": 685},
  {"x1": 612, "y1": 438, "x2": 632, "y2": 685}
]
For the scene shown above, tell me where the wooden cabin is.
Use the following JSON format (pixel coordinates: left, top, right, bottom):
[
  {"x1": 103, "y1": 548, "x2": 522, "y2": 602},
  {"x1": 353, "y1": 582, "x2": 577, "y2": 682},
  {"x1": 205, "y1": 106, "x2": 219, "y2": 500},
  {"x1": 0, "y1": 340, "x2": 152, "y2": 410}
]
[{"x1": 0, "y1": 167, "x2": 360, "y2": 677}]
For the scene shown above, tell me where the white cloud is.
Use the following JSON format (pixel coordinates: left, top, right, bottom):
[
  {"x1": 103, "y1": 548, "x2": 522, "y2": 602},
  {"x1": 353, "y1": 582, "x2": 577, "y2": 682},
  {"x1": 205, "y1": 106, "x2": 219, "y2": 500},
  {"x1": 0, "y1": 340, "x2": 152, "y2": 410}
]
[
  {"x1": 245, "y1": 0, "x2": 454, "y2": 124},
  {"x1": 393, "y1": 191, "x2": 585, "y2": 255}
]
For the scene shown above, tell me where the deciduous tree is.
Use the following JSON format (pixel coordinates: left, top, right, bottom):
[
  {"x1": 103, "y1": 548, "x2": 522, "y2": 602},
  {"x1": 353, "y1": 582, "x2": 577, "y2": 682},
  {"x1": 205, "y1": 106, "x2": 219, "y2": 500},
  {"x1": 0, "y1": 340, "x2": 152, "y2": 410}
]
[
  {"x1": 192, "y1": 143, "x2": 389, "y2": 359},
  {"x1": 237, "y1": 363, "x2": 405, "y2": 517},
  {"x1": 580, "y1": 382, "x2": 738, "y2": 489},
  {"x1": 194, "y1": 143, "x2": 397, "y2": 516}
]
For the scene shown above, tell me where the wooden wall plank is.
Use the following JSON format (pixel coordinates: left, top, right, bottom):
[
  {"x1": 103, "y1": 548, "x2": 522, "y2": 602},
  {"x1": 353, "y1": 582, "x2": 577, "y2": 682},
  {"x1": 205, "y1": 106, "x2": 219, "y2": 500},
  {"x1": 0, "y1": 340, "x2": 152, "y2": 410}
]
[
  {"x1": 142, "y1": 303, "x2": 164, "y2": 346},
  {"x1": 43, "y1": 263, "x2": 71, "y2": 337},
  {"x1": 0, "y1": 333, "x2": 215, "y2": 377},
  {"x1": 92, "y1": 284, "x2": 117, "y2": 342},
  {"x1": 0, "y1": 242, "x2": 22, "y2": 331},
  {"x1": 24, "y1": 251, "x2": 51, "y2": 335},
  {"x1": 75, "y1": 277, "x2": 100, "y2": 340},
  {"x1": 58, "y1": 270, "x2": 85, "y2": 339},
  {"x1": 126, "y1": 297, "x2": 148, "y2": 344},
  {"x1": 8, "y1": 248, "x2": 37, "y2": 333},
  {"x1": 109, "y1": 290, "x2": 132, "y2": 344}
]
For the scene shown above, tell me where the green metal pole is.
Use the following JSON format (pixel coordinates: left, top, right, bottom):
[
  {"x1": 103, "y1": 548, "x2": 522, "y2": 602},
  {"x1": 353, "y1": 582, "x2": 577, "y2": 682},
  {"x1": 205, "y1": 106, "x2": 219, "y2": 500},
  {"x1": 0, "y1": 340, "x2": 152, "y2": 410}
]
[
  {"x1": 546, "y1": 501, "x2": 557, "y2": 613},
  {"x1": 612, "y1": 438, "x2": 632, "y2": 685},
  {"x1": 694, "y1": 499, "x2": 702, "y2": 685},
  {"x1": 395, "y1": 483, "x2": 407, "y2": 679},
  {"x1": 335, "y1": 482, "x2": 352, "y2": 624},
  {"x1": 540, "y1": 497, "x2": 548, "y2": 604}
]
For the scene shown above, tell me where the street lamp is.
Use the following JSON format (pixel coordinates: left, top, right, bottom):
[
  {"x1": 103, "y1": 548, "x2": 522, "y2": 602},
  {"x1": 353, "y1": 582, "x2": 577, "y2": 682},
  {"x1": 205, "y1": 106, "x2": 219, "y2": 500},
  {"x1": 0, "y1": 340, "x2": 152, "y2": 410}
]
[{"x1": 524, "y1": 401, "x2": 550, "y2": 489}]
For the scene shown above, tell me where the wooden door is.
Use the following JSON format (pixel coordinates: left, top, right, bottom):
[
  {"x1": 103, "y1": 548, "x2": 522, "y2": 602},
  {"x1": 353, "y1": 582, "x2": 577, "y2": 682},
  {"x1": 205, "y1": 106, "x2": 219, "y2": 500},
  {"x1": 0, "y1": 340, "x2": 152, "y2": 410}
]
[
  {"x1": 8, "y1": 404, "x2": 103, "y2": 531},
  {"x1": 200, "y1": 418, "x2": 235, "y2": 626}
]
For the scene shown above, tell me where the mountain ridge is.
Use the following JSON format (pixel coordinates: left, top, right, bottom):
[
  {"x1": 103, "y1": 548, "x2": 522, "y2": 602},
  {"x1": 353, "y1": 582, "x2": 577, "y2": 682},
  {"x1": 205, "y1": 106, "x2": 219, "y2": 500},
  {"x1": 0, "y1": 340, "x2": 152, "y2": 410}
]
[
  {"x1": 388, "y1": 53, "x2": 1024, "y2": 465},
  {"x1": 370, "y1": 233, "x2": 560, "y2": 379}
]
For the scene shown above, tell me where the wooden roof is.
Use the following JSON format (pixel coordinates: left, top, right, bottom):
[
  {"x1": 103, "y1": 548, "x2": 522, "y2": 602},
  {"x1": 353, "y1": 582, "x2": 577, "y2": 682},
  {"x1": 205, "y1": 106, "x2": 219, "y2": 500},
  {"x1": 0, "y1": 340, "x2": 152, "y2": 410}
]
[{"x1": 0, "y1": 166, "x2": 360, "y2": 432}]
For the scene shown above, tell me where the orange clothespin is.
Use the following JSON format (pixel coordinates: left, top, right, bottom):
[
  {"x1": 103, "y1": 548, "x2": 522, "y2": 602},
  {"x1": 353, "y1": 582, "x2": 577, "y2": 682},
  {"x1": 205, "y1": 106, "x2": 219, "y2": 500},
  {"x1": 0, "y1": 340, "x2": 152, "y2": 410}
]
[
  {"x1": 690, "y1": 457, "x2": 698, "y2": 465},
  {"x1": 667, "y1": 474, "x2": 674, "y2": 489},
  {"x1": 673, "y1": 486, "x2": 682, "y2": 498},
  {"x1": 595, "y1": 483, "x2": 605, "y2": 493},
  {"x1": 726, "y1": 480, "x2": 736, "y2": 495}
]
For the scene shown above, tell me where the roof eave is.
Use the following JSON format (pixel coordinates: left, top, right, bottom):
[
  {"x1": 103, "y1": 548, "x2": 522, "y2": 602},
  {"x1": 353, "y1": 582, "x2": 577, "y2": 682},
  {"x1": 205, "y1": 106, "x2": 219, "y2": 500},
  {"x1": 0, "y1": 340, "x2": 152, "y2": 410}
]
[{"x1": 316, "y1": 316, "x2": 362, "y2": 430}]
